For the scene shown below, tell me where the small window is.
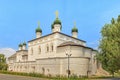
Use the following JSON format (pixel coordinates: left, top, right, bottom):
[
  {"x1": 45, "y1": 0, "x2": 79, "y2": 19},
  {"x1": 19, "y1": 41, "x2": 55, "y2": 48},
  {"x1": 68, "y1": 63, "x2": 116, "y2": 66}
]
[
  {"x1": 51, "y1": 45, "x2": 54, "y2": 52},
  {"x1": 31, "y1": 48, "x2": 33, "y2": 55},
  {"x1": 47, "y1": 45, "x2": 49, "y2": 52},
  {"x1": 39, "y1": 46, "x2": 41, "y2": 54},
  {"x1": 50, "y1": 43, "x2": 54, "y2": 52}
]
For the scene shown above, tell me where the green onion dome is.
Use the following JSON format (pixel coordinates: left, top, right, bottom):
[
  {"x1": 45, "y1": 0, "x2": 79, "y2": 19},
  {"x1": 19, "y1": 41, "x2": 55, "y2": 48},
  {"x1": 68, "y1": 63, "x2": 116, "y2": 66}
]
[
  {"x1": 53, "y1": 18, "x2": 61, "y2": 25},
  {"x1": 35, "y1": 27, "x2": 42, "y2": 33},
  {"x1": 72, "y1": 26, "x2": 78, "y2": 33},
  {"x1": 52, "y1": 11, "x2": 62, "y2": 29},
  {"x1": 19, "y1": 44, "x2": 22, "y2": 47},
  {"x1": 51, "y1": 23, "x2": 54, "y2": 29},
  {"x1": 51, "y1": 18, "x2": 62, "y2": 29},
  {"x1": 23, "y1": 42, "x2": 26, "y2": 45}
]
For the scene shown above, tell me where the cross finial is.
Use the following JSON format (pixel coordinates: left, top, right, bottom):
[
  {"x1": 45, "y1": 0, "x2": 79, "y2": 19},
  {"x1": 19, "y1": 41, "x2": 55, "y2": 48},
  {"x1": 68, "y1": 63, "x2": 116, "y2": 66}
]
[
  {"x1": 55, "y1": 10, "x2": 59, "y2": 18},
  {"x1": 74, "y1": 21, "x2": 76, "y2": 27},
  {"x1": 38, "y1": 21, "x2": 40, "y2": 27}
]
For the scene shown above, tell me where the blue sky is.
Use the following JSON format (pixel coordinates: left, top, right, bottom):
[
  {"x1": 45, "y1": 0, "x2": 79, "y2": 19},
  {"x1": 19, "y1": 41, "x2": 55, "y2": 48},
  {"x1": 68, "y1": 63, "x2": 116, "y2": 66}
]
[{"x1": 0, "y1": 0, "x2": 120, "y2": 50}]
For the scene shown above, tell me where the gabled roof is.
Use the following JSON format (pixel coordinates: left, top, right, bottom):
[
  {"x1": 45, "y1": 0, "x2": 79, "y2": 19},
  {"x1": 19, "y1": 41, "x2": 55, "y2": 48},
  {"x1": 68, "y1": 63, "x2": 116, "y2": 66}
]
[
  {"x1": 28, "y1": 32, "x2": 86, "y2": 43},
  {"x1": 58, "y1": 41, "x2": 79, "y2": 46},
  {"x1": 58, "y1": 41, "x2": 96, "y2": 51},
  {"x1": 16, "y1": 50, "x2": 28, "y2": 52},
  {"x1": 8, "y1": 50, "x2": 28, "y2": 59},
  {"x1": 8, "y1": 53, "x2": 16, "y2": 59}
]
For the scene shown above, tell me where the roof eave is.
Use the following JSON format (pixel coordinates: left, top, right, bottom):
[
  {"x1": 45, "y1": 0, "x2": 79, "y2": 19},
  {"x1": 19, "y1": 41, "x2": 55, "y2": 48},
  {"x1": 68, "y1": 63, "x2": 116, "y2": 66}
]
[{"x1": 28, "y1": 32, "x2": 86, "y2": 43}]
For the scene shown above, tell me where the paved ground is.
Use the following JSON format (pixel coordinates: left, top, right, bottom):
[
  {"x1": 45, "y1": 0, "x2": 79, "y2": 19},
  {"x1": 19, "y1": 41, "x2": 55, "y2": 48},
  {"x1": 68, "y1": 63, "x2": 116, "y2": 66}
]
[{"x1": 0, "y1": 74, "x2": 48, "y2": 80}]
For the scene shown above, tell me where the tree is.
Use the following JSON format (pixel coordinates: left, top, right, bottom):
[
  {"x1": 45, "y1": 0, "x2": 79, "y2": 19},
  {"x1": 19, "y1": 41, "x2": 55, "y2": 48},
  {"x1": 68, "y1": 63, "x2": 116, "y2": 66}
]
[
  {"x1": 0, "y1": 54, "x2": 8, "y2": 70},
  {"x1": 98, "y1": 15, "x2": 120, "y2": 77}
]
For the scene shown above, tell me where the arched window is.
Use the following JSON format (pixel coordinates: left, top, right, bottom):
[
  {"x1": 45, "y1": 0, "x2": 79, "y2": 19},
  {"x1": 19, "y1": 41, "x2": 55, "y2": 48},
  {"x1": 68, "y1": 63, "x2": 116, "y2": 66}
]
[
  {"x1": 47, "y1": 45, "x2": 49, "y2": 52},
  {"x1": 31, "y1": 48, "x2": 33, "y2": 55},
  {"x1": 50, "y1": 43, "x2": 54, "y2": 52},
  {"x1": 38, "y1": 46, "x2": 41, "y2": 54},
  {"x1": 51, "y1": 44, "x2": 54, "y2": 52}
]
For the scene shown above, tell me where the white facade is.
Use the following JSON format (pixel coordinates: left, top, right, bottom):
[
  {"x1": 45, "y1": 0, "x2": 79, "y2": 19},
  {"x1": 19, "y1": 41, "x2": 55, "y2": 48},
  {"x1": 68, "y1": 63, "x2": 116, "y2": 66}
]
[
  {"x1": 36, "y1": 32, "x2": 42, "y2": 38},
  {"x1": 8, "y1": 15, "x2": 98, "y2": 77},
  {"x1": 8, "y1": 32, "x2": 97, "y2": 77},
  {"x1": 72, "y1": 32, "x2": 78, "y2": 38}
]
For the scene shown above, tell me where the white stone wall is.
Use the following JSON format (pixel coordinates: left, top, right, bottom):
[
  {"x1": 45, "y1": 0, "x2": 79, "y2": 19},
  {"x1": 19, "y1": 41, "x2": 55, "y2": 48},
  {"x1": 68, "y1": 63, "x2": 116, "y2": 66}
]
[
  {"x1": 91, "y1": 51, "x2": 97, "y2": 75},
  {"x1": 36, "y1": 58, "x2": 60, "y2": 76},
  {"x1": 8, "y1": 32, "x2": 97, "y2": 76},
  {"x1": 57, "y1": 33, "x2": 86, "y2": 46},
  {"x1": 16, "y1": 51, "x2": 28, "y2": 62},
  {"x1": 53, "y1": 24, "x2": 61, "y2": 32},
  {"x1": 28, "y1": 32, "x2": 86, "y2": 61},
  {"x1": 28, "y1": 33, "x2": 57, "y2": 61},
  {"x1": 56, "y1": 46, "x2": 92, "y2": 58},
  {"x1": 36, "y1": 32, "x2": 42, "y2": 38},
  {"x1": 72, "y1": 32, "x2": 78, "y2": 38},
  {"x1": 16, "y1": 52, "x2": 22, "y2": 62},
  {"x1": 11, "y1": 57, "x2": 89, "y2": 76},
  {"x1": 60, "y1": 57, "x2": 89, "y2": 76},
  {"x1": 36, "y1": 57, "x2": 90, "y2": 76},
  {"x1": 8, "y1": 53, "x2": 96, "y2": 76},
  {"x1": 56, "y1": 45, "x2": 97, "y2": 76}
]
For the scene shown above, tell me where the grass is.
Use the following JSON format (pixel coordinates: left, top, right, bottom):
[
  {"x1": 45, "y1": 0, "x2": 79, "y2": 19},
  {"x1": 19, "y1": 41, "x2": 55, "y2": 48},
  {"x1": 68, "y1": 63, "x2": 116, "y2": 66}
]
[
  {"x1": 0, "y1": 70, "x2": 46, "y2": 78},
  {"x1": 0, "y1": 70, "x2": 88, "y2": 80},
  {"x1": 0, "y1": 70, "x2": 120, "y2": 80}
]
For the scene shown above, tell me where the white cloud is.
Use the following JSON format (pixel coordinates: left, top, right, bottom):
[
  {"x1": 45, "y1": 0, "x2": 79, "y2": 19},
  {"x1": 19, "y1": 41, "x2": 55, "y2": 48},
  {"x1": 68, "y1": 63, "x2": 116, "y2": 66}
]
[{"x1": 0, "y1": 48, "x2": 16, "y2": 58}]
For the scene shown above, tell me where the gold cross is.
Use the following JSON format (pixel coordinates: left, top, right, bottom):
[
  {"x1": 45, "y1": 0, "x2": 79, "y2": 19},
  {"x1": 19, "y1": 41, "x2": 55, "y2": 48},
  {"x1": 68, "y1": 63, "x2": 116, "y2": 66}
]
[
  {"x1": 74, "y1": 21, "x2": 76, "y2": 27},
  {"x1": 38, "y1": 21, "x2": 40, "y2": 26},
  {"x1": 55, "y1": 10, "x2": 59, "y2": 18}
]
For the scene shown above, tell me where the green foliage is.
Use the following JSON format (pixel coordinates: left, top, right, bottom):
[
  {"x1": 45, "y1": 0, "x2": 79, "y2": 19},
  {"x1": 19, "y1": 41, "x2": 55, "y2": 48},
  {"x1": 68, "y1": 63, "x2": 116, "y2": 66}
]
[
  {"x1": 98, "y1": 15, "x2": 120, "y2": 76},
  {"x1": 0, "y1": 70, "x2": 46, "y2": 78},
  {"x1": 0, "y1": 54, "x2": 7, "y2": 70},
  {"x1": 0, "y1": 70, "x2": 88, "y2": 80},
  {"x1": 1, "y1": 70, "x2": 117, "y2": 79}
]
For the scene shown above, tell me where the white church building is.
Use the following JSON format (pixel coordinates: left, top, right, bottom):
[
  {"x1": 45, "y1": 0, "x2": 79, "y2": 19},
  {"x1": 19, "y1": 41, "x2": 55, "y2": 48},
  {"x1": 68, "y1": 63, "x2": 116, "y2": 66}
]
[{"x1": 8, "y1": 11, "x2": 98, "y2": 77}]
